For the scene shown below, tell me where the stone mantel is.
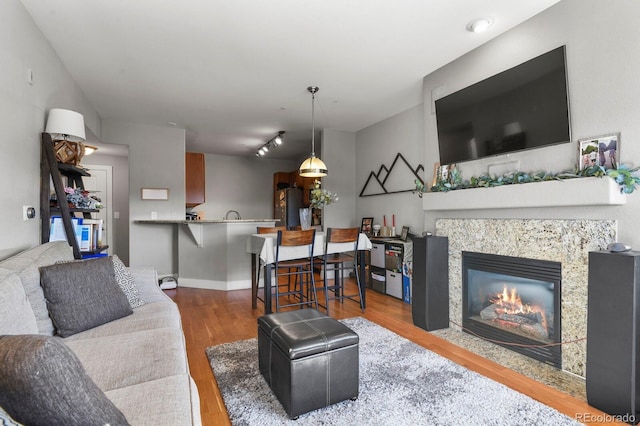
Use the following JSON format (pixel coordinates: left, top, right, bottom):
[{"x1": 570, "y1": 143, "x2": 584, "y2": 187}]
[{"x1": 422, "y1": 177, "x2": 626, "y2": 211}]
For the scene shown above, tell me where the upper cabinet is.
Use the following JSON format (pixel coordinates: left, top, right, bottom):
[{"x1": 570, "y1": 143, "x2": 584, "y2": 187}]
[
  {"x1": 273, "y1": 169, "x2": 316, "y2": 207},
  {"x1": 186, "y1": 152, "x2": 205, "y2": 207}
]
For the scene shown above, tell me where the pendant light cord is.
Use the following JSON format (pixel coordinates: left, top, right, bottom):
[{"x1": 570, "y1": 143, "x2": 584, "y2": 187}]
[{"x1": 308, "y1": 86, "x2": 318, "y2": 157}]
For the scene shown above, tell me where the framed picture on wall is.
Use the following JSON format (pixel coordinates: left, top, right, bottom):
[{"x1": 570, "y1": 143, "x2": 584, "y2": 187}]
[
  {"x1": 360, "y1": 217, "x2": 373, "y2": 235},
  {"x1": 578, "y1": 133, "x2": 619, "y2": 170}
]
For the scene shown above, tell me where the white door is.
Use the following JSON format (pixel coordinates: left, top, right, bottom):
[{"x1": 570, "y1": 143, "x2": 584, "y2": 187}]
[{"x1": 82, "y1": 165, "x2": 113, "y2": 255}]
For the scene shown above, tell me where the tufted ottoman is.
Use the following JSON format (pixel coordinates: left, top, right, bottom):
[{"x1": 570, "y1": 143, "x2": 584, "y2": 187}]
[{"x1": 258, "y1": 309, "x2": 359, "y2": 419}]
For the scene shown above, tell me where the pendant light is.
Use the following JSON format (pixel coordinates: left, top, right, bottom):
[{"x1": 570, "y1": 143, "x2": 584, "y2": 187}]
[{"x1": 299, "y1": 86, "x2": 327, "y2": 177}]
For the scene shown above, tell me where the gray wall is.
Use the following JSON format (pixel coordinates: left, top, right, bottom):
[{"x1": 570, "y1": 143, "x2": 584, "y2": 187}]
[
  {"x1": 0, "y1": 0, "x2": 100, "y2": 259},
  {"x1": 355, "y1": 104, "x2": 425, "y2": 235},
  {"x1": 194, "y1": 153, "x2": 299, "y2": 220},
  {"x1": 322, "y1": 129, "x2": 357, "y2": 229},
  {"x1": 101, "y1": 120, "x2": 185, "y2": 273},
  {"x1": 421, "y1": 0, "x2": 640, "y2": 248}
]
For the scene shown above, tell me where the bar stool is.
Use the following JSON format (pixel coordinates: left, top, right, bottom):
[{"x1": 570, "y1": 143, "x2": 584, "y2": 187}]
[
  {"x1": 320, "y1": 227, "x2": 364, "y2": 316},
  {"x1": 254, "y1": 226, "x2": 286, "y2": 307},
  {"x1": 274, "y1": 229, "x2": 318, "y2": 311}
]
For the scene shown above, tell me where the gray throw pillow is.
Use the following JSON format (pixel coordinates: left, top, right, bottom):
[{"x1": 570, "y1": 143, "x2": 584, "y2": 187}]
[
  {"x1": 0, "y1": 334, "x2": 130, "y2": 426},
  {"x1": 40, "y1": 256, "x2": 132, "y2": 337},
  {"x1": 112, "y1": 255, "x2": 144, "y2": 308}
]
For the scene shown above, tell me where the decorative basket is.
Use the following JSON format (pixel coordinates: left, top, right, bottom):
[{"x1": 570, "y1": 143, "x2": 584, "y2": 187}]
[{"x1": 53, "y1": 140, "x2": 86, "y2": 165}]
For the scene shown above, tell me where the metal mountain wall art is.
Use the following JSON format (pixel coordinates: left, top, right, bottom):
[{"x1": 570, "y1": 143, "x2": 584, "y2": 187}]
[{"x1": 360, "y1": 153, "x2": 424, "y2": 197}]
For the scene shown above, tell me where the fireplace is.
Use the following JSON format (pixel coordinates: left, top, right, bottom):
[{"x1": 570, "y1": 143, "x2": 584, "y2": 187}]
[{"x1": 462, "y1": 251, "x2": 562, "y2": 368}]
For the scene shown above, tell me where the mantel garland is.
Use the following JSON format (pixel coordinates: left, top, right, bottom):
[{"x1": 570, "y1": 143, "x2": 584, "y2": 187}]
[{"x1": 414, "y1": 164, "x2": 640, "y2": 197}]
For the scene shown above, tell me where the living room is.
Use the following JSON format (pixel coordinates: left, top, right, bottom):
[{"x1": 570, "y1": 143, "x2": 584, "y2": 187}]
[{"x1": 2, "y1": 0, "x2": 640, "y2": 424}]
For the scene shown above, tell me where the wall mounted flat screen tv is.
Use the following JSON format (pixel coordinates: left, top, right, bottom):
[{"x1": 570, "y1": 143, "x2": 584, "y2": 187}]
[{"x1": 435, "y1": 46, "x2": 570, "y2": 165}]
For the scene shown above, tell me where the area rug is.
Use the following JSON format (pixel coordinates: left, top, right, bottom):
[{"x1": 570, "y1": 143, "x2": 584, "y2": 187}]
[{"x1": 206, "y1": 317, "x2": 581, "y2": 425}]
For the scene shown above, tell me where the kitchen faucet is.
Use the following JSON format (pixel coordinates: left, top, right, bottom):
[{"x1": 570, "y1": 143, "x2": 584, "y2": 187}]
[{"x1": 225, "y1": 210, "x2": 241, "y2": 220}]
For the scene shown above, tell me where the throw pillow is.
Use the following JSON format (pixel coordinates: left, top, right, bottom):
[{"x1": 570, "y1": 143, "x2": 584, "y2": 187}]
[
  {"x1": 39, "y1": 256, "x2": 132, "y2": 337},
  {"x1": 0, "y1": 269, "x2": 38, "y2": 335},
  {"x1": 112, "y1": 255, "x2": 145, "y2": 308},
  {"x1": 0, "y1": 334, "x2": 130, "y2": 426}
]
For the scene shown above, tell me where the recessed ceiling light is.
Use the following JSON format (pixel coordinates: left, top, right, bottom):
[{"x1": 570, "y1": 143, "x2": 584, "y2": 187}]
[{"x1": 466, "y1": 17, "x2": 494, "y2": 33}]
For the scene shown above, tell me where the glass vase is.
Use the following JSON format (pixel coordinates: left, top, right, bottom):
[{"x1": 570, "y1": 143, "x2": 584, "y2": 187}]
[{"x1": 299, "y1": 208, "x2": 312, "y2": 230}]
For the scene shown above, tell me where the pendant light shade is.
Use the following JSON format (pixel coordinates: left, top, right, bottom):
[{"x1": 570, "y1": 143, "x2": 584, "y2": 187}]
[
  {"x1": 299, "y1": 86, "x2": 327, "y2": 177},
  {"x1": 299, "y1": 156, "x2": 328, "y2": 177}
]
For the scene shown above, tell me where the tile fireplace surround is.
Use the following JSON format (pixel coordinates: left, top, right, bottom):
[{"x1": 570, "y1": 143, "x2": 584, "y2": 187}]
[{"x1": 435, "y1": 218, "x2": 617, "y2": 378}]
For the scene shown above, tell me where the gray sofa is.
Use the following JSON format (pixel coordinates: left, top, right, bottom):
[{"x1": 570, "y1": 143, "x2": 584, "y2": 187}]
[{"x1": 0, "y1": 242, "x2": 201, "y2": 425}]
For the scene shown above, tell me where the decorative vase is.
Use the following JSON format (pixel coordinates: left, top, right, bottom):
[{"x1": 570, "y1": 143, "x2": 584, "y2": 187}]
[{"x1": 299, "y1": 208, "x2": 312, "y2": 230}]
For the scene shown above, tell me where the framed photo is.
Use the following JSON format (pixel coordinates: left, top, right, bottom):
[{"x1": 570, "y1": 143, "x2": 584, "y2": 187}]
[
  {"x1": 360, "y1": 217, "x2": 373, "y2": 235},
  {"x1": 141, "y1": 188, "x2": 169, "y2": 200},
  {"x1": 431, "y1": 162, "x2": 440, "y2": 188},
  {"x1": 578, "y1": 133, "x2": 619, "y2": 170},
  {"x1": 435, "y1": 163, "x2": 456, "y2": 185},
  {"x1": 400, "y1": 226, "x2": 410, "y2": 241}
]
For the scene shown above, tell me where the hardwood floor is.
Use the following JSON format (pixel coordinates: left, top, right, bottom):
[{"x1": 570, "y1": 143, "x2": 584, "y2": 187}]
[{"x1": 168, "y1": 282, "x2": 622, "y2": 426}]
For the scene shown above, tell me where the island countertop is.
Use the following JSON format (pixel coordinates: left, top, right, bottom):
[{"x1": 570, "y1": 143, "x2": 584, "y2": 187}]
[
  {"x1": 133, "y1": 218, "x2": 277, "y2": 291},
  {"x1": 135, "y1": 219, "x2": 277, "y2": 224}
]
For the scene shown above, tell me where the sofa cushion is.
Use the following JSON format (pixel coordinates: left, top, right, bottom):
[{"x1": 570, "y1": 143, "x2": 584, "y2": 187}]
[
  {"x1": 105, "y1": 375, "x2": 199, "y2": 426},
  {"x1": 129, "y1": 266, "x2": 169, "y2": 304},
  {"x1": 39, "y1": 256, "x2": 132, "y2": 337},
  {"x1": 62, "y1": 300, "x2": 181, "y2": 341},
  {"x1": 64, "y1": 327, "x2": 188, "y2": 392},
  {"x1": 0, "y1": 242, "x2": 74, "y2": 336},
  {"x1": 0, "y1": 268, "x2": 38, "y2": 335},
  {"x1": 112, "y1": 255, "x2": 145, "y2": 308},
  {"x1": 0, "y1": 334, "x2": 130, "y2": 426}
]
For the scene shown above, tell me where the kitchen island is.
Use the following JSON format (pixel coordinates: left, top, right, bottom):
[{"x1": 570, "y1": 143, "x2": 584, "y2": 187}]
[{"x1": 135, "y1": 219, "x2": 276, "y2": 290}]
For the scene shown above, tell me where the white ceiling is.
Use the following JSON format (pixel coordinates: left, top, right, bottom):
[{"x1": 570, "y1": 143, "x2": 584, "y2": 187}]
[{"x1": 21, "y1": 0, "x2": 560, "y2": 160}]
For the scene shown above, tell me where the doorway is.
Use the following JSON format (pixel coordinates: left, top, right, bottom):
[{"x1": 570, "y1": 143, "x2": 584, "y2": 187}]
[{"x1": 82, "y1": 164, "x2": 113, "y2": 256}]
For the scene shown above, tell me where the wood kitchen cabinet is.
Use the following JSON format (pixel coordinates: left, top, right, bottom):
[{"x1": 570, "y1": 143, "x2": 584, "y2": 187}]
[
  {"x1": 273, "y1": 170, "x2": 316, "y2": 208},
  {"x1": 186, "y1": 152, "x2": 205, "y2": 207}
]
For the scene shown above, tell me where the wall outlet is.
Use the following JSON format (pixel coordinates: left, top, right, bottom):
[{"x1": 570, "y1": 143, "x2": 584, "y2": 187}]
[
  {"x1": 150, "y1": 211, "x2": 158, "y2": 220},
  {"x1": 114, "y1": 211, "x2": 120, "y2": 219}
]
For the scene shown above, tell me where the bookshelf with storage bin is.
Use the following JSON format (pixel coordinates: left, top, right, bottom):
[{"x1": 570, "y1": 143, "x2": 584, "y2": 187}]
[{"x1": 40, "y1": 133, "x2": 108, "y2": 259}]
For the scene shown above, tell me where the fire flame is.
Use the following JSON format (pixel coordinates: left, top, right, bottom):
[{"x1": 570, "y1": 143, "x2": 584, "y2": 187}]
[{"x1": 490, "y1": 285, "x2": 548, "y2": 331}]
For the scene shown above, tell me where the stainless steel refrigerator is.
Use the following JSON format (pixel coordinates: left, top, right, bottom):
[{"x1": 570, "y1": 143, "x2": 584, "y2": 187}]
[{"x1": 275, "y1": 188, "x2": 302, "y2": 229}]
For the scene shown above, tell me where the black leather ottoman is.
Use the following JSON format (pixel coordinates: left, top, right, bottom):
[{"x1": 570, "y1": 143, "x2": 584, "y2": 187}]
[{"x1": 258, "y1": 309, "x2": 359, "y2": 419}]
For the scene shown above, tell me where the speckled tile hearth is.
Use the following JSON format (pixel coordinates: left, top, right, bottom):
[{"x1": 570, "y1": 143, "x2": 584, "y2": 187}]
[{"x1": 431, "y1": 327, "x2": 587, "y2": 400}]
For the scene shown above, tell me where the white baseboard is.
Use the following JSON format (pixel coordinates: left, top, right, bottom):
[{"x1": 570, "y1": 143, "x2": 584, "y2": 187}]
[{"x1": 178, "y1": 277, "x2": 251, "y2": 291}]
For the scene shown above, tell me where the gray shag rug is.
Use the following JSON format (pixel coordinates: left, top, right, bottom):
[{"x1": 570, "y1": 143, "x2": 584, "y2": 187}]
[{"x1": 206, "y1": 317, "x2": 581, "y2": 425}]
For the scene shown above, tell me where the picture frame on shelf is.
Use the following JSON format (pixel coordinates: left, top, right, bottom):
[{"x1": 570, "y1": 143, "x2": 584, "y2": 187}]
[
  {"x1": 578, "y1": 133, "x2": 619, "y2": 170},
  {"x1": 430, "y1": 162, "x2": 440, "y2": 189},
  {"x1": 400, "y1": 226, "x2": 410, "y2": 241},
  {"x1": 360, "y1": 217, "x2": 373, "y2": 235}
]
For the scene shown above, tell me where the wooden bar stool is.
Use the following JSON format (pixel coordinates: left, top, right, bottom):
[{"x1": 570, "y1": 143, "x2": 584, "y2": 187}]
[
  {"x1": 274, "y1": 229, "x2": 318, "y2": 311},
  {"x1": 254, "y1": 226, "x2": 286, "y2": 307},
  {"x1": 320, "y1": 227, "x2": 364, "y2": 316}
]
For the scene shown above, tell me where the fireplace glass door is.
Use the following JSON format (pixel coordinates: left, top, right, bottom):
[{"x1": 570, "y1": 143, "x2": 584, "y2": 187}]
[{"x1": 462, "y1": 251, "x2": 561, "y2": 367}]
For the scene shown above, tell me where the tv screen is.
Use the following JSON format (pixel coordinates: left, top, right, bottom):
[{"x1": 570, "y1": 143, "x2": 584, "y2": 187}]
[{"x1": 435, "y1": 46, "x2": 570, "y2": 165}]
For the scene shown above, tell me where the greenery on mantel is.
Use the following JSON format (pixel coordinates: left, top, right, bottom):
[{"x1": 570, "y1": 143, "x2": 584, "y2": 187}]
[{"x1": 414, "y1": 164, "x2": 640, "y2": 196}]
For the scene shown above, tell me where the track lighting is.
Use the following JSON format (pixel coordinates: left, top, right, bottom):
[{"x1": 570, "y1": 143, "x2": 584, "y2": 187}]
[{"x1": 255, "y1": 131, "x2": 285, "y2": 158}]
